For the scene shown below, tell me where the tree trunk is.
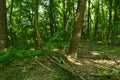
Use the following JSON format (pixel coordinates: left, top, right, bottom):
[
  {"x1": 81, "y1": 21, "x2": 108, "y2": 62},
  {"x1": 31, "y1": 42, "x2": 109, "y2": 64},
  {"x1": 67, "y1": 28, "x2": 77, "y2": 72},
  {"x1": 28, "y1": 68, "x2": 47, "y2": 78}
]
[
  {"x1": 113, "y1": 0, "x2": 119, "y2": 40},
  {"x1": 67, "y1": 0, "x2": 86, "y2": 59},
  {"x1": 107, "y1": 0, "x2": 113, "y2": 43},
  {"x1": 62, "y1": 0, "x2": 67, "y2": 41},
  {"x1": 101, "y1": 0, "x2": 106, "y2": 40},
  {"x1": 19, "y1": 0, "x2": 23, "y2": 41},
  {"x1": 9, "y1": 0, "x2": 14, "y2": 46},
  {"x1": 94, "y1": 0, "x2": 99, "y2": 39},
  {"x1": 49, "y1": 0, "x2": 54, "y2": 36},
  {"x1": 0, "y1": 0, "x2": 8, "y2": 49},
  {"x1": 19, "y1": 0, "x2": 22, "y2": 28},
  {"x1": 87, "y1": 0, "x2": 91, "y2": 40},
  {"x1": 34, "y1": 0, "x2": 42, "y2": 49}
]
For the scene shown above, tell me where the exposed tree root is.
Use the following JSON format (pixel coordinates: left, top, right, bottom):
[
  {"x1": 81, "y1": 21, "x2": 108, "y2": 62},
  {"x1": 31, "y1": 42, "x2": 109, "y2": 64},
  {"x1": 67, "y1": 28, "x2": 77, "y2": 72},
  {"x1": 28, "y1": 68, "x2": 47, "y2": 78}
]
[{"x1": 44, "y1": 53, "x2": 86, "y2": 80}]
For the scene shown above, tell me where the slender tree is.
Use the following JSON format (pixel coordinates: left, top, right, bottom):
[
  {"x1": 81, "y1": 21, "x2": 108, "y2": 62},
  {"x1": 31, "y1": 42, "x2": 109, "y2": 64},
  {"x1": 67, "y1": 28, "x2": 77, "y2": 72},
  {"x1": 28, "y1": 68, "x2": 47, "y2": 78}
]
[
  {"x1": 113, "y1": 0, "x2": 119, "y2": 40},
  {"x1": 34, "y1": 0, "x2": 42, "y2": 49},
  {"x1": 87, "y1": 0, "x2": 91, "y2": 40},
  {"x1": 62, "y1": 0, "x2": 67, "y2": 41},
  {"x1": 94, "y1": 0, "x2": 99, "y2": 39},
  {"x1": 68, "y1": 0, "x2": 86, "y2": 59},
  {"x1": 19, "y1": 0, "x2": 22, "y2": 26},
  {"x1": 49, "y1": 0, "x2": 54, "y2": 36},
  {"x1": 0, "y1": 0, "x2": 8, "y2": 49},
  {"x1": 9, "y1": 0, "x2": 14, "y2": 46},
  {"x1": 107, "y1": 0, "x2": 113, "y2": 43}
]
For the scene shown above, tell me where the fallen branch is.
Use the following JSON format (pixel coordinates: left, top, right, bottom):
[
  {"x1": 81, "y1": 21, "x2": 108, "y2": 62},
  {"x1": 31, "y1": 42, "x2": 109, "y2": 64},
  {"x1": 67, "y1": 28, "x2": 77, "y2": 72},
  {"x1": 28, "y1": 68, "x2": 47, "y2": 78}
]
[
  {"x1": 32, "y1": 57, "x2": 53, "y2": 71},
  {"x1": 45, "y1": 54, "x2": 85, "y2": 80}
]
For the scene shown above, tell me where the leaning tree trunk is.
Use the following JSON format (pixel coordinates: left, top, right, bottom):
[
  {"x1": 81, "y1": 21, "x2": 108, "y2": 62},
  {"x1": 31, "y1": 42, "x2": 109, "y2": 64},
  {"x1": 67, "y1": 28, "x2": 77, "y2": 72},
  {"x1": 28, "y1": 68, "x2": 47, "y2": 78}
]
[
  {"x1": 67, "y1": 0, "x2": 86, "y2": 59},
  {"x1": 0, "y1": 0, "x2": 8, "y2": 49}
]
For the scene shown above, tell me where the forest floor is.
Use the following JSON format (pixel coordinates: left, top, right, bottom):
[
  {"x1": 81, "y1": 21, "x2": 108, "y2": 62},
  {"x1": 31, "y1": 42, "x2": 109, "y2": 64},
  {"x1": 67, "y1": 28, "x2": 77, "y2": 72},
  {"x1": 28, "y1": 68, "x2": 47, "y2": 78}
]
[{"x1": 0, "y1": 41, "x2": 120, "y2": 80}]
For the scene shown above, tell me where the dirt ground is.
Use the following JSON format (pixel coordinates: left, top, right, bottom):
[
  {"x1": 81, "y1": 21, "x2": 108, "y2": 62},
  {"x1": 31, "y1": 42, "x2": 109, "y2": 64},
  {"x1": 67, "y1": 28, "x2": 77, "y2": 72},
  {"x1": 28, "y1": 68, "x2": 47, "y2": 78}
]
[{"x1": 0, "y1": 41, "x2": 120, "y2": 80}]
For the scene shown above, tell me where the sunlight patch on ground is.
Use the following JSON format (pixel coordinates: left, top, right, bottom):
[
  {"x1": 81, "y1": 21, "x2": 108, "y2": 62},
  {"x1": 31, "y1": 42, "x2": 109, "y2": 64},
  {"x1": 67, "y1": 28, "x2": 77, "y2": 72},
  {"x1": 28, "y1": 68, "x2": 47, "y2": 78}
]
[
  {"x1": 52, "y1": 48, "x2": 59, "y2": 52},
  {"x1": 93, "y1": 60, "x2": 116, "y2": 65},
  {"x1": 90, "y1": 51, "x2": 100, "y2": 56},
  {"x1": 29, "y1": 48, "x2": 35, "y2": 51}
]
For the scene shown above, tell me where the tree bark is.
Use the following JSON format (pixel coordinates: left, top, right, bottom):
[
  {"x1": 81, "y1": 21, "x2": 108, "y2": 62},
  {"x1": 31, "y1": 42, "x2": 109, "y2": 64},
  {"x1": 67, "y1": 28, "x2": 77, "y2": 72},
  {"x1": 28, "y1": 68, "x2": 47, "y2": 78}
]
[
  {"x1": 68, "y1": 0, "x2": 86, "y2": 58},
  {"x1": 87, "y1": 0, "x2": 91, "y2": 40},
  {"x1": 107, "y1": 0, "x2": 113, "y2": 43},
  {"x1": 94, "y1": 0, "x2": 99, "y2": 39},
  {"x1": 49, "y1": 0, "x2": 54, "y2": 36},
  {"x1": 34, "y1": 0, "x2": 42, "y2": 49},
  {"x1": 113, "y1": 0, "x2": 119, "y2": 40},
  {"x1": 9, "y1": 0, "x2": 14, "y2": 46},
  {"x1": 62, "y1": 0, "x2": 67, "y2": 41},
  {"x1": 0, "y1": 0, "x2": 8, "y2": 49}
]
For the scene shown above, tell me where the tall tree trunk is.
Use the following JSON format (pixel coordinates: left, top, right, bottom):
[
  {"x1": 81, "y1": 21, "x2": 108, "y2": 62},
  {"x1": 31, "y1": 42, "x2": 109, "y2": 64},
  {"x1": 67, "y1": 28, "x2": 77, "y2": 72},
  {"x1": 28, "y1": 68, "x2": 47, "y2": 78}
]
[
  {"x1": 49, "y1": 0, "x2": 54, "y2": 36},
  {"x1": 94, "y1": 0, "x2": 99, "y2": 39},
  {"x1": 9, "y1": 0, "x2": 14, "y2": 46},
  {"x1": 19, "y1": 0, "x2": 24, "y2": 41},
  {"x1": 34, "y1": 0, "x2": 42, "y2": 49},
  {"x1": 68, "y1": 0, "x2": 86, "y2": 59},
  {"x1": 0, "y1": 0, "x2": 8, "y2": 49},
  {"x1": 107, "y1": 0, "x2": 113, "y2": 43},
  {"x1": 62, "y1": 0, "x2": 67, "y2": 41},
  {"x1": 113, "y1": 0, "x2": 119, "y2": 40},
  {"x1": 101, "y1": 0, "x2": 106, "y2": 40},
  {"x1": 19, "y1": 0, "x2": 22, "y2": 26},
  {"x1": 87, "y1": 0, "x2": 91, "y2": 40}
]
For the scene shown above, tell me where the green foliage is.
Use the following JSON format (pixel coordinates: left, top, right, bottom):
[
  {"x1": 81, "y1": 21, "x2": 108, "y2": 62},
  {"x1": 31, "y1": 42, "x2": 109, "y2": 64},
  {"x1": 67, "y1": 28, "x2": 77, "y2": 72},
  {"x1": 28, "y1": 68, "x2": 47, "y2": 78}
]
[
  {"x1": 92, "y1": 67, "x2": 120, "y2": 80},
  {"x1": 49, "y1": 32, "x2": 63, "y2": 42},
  {"x1": 51, "y1": 70, "x2": 69, "y2": 80},
  {"x1": 0, "y1": 67, "x2": 22, "y2": 80},
  {"x1": 0, "y1": 48, "x2": 42, "y2": 69}
]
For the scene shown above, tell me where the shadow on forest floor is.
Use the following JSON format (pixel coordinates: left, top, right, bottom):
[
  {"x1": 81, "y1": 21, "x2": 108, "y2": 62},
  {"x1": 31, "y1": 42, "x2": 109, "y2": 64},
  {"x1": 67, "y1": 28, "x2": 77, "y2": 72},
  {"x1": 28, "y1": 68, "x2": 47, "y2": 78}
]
[{"x1": 0, "y1": 41, "x2": 120, "y2": 80}]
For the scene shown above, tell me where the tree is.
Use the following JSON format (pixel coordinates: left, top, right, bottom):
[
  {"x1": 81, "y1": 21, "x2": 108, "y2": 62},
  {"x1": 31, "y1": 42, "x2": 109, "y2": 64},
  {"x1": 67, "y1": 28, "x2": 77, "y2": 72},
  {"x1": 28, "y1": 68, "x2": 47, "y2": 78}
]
[
  {"x1": 4, "y1": 0, "x2": 120, "y2": 48},
  {"x1": 87, "y1": 0, "x2": 91, "y2": 40},
  {"x1": 34, "y1": 0, "x2": 42, "y2": 49},
  {"x1": 0, "y1": 0, "x2": 8, "y2": 49},
  {"x1": 49, "y1": 0, "x2": 55, "y2": 36},
  {"x1": 62, "y1": 0, "x2": 67, "y2": 41},
  {"x1": 113, "y1": 0, "x2": 119, "y2": 41},
  {"x1": 106, "y1": 0, "x2": 113, "y2": 43},
  {"x1": 67, "y1": 0, "x2": 86, "y2": 58},
  {"x1": 9, "y1": 0, "x2": 14, "y2": 46},
  {"x1": 94, "y1": 0, "x2": 100, "y2": 39}
]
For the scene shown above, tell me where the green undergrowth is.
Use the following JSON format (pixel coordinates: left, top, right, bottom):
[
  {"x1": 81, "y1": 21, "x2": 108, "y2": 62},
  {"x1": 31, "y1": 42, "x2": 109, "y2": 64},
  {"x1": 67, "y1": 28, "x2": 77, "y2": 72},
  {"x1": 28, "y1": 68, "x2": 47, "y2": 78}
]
[
  {"x1": 51, "y1": 70, "x2": 70, "y2": 80},
  {"x1": 0, "y1": 41, "x2": 120, "y2": 80},
  {"x1": 0, "y1": 66, "x2": 23, "y2": 80},
  {"x1": 43, "y1": 41, "x2": 69, "y2": 49},
  {"x1": 0, "y1": 48, "x2": 43, "y2": 69},
  {"x1": 80, "y1": 40, "x2": 120, "y2": 54}
]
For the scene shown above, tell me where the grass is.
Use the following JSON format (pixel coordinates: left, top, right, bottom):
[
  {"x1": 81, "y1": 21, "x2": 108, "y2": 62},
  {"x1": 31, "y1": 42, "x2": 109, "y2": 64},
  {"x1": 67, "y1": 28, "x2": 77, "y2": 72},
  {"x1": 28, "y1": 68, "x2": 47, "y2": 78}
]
[{"x1": 51, "y1": 70, "x2": 70, "y2": 80}]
